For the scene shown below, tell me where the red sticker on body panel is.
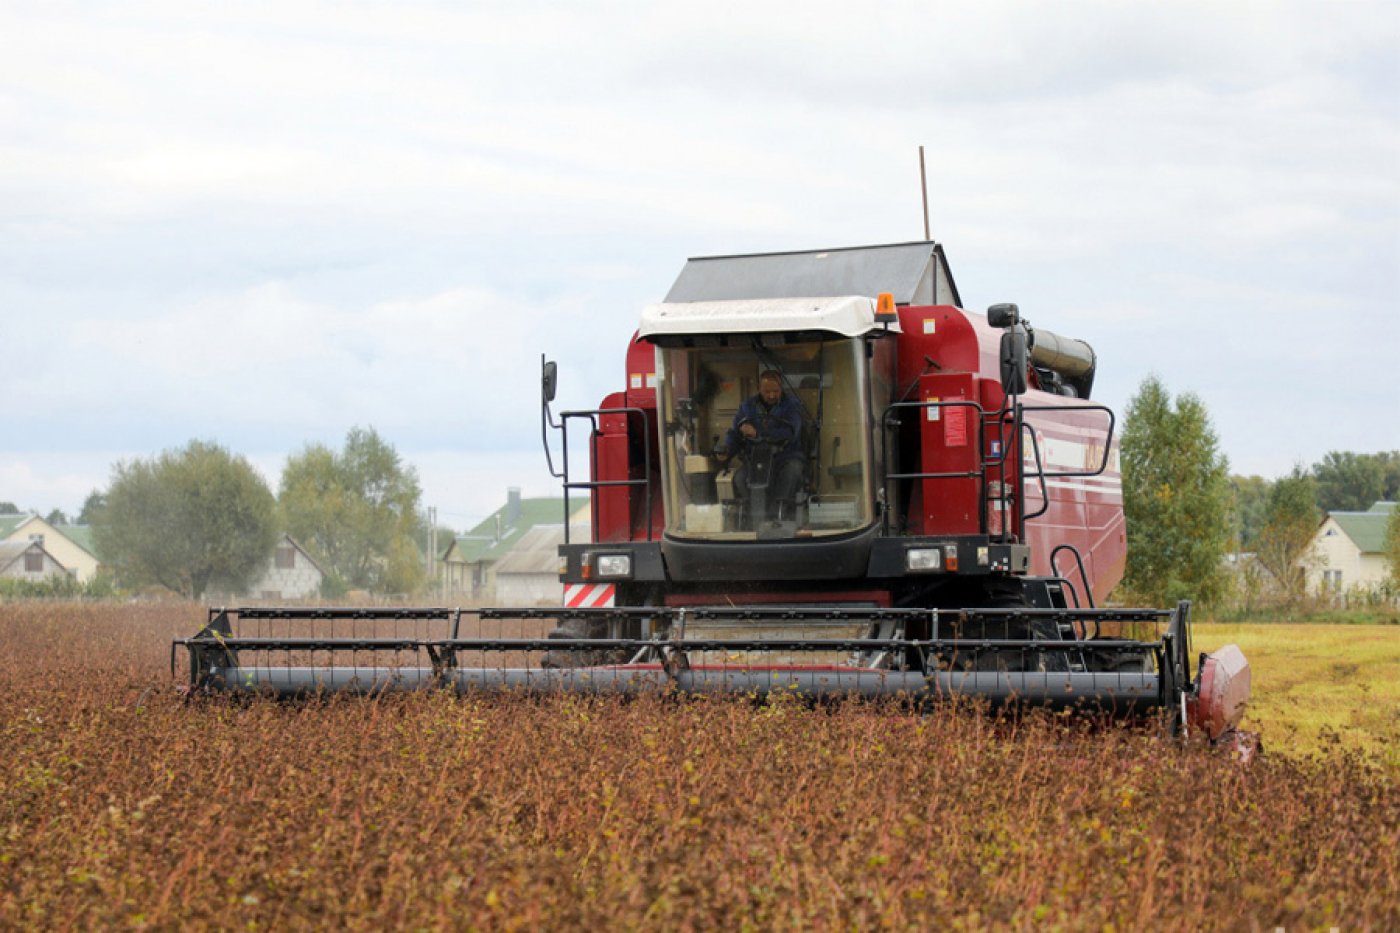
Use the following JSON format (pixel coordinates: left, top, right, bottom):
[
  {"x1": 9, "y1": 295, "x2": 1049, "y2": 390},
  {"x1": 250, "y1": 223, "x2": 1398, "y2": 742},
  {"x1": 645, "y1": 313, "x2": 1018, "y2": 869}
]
[{"x1": 944, "y1": 406, "x2": 968, "y2": 447}]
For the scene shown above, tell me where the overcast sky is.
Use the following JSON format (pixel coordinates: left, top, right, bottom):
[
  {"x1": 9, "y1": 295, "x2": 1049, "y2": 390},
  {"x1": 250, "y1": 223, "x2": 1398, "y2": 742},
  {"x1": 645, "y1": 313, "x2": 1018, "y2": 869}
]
[{"x1": 3, "y1": 1, "x2": 1397, "y2": 530}]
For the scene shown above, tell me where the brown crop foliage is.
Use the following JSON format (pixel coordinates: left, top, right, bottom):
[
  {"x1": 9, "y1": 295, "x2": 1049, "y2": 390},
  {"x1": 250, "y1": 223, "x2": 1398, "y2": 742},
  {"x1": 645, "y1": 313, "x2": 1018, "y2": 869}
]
[{"x1": 2, "y1": 602, "x2": 1397, "y2": 931}]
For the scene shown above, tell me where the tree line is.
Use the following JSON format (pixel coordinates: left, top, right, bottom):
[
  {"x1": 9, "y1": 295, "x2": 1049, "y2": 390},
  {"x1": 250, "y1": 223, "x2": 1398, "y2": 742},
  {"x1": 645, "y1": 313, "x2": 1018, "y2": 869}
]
[
  {"x1": 11, "y1": 381, "x2": 1396, "y2": 607},
  {"x1": 1120, "y1": 375, "x2": 1399, "y2": 606},
  {"x1": 83, "y1": 427, "x2": 433, "y2": 599}
]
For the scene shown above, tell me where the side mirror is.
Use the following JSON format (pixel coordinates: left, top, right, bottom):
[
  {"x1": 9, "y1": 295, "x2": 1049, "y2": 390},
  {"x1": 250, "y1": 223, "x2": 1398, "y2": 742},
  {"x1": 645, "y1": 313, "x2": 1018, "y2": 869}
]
[
  {"x1": 541, "y1": 359, "x2": 558, "y2": 404},
  {"x1": 1000, "y1": 326, "x2": 1028, "y2": 396},
  {"x1": 987, "y1": 303, "x2": 1019, "y2": 329}
]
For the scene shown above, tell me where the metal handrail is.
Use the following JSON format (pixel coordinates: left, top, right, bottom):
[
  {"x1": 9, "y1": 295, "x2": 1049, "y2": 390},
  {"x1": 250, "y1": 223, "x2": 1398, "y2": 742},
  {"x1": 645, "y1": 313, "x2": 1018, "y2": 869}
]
[
  {"x1": 558, "y1": 406, "x2": 654, "y2": 543},
  {"x1": 1049, "y1": 544, "x2": 1095, "y2": 610},
  {"x1": 880, "y1": 398, "x2": 989, "y2": 536},
  {"x1": 994, "y1": 400, "x2": 1117, "y2": 526},
  {"x1": 1017, "y1": 419, "x2": 1052, "y2": 522},
  {"x1": 1016, "y1": 402, "x2": 1117, "y2": 479}
]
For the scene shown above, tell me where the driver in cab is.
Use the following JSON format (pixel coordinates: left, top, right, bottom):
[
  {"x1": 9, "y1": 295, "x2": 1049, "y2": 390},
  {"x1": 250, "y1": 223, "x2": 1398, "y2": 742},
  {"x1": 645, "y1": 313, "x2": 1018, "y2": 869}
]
[{"x1": 714, "y1": 369, "x2": 805, "y2": 507}]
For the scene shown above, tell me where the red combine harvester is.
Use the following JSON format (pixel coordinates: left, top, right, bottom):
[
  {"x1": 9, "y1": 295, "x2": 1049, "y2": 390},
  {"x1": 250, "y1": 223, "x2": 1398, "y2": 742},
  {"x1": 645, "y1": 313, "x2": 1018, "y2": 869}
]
[{"x1": 178, "y1": 242, "x2": 1253, "y2": 750}]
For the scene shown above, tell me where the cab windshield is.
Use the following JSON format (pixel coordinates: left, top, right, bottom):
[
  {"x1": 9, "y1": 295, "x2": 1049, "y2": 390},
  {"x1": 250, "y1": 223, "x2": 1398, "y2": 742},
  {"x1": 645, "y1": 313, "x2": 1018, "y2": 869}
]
[{"x1": 655, "y1": 335, "x2": 874, "y2": 540}]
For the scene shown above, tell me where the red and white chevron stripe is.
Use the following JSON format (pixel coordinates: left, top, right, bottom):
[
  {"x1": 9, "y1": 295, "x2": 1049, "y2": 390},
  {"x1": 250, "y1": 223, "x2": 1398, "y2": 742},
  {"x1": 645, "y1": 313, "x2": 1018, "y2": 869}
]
[{"x1": 564, "y1": 583, "x2": 615, "y2": 608}]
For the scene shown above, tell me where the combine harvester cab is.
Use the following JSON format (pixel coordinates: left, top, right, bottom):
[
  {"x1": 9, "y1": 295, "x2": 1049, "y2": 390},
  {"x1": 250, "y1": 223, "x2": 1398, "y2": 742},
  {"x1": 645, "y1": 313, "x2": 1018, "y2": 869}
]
[{"x1": 177, "y1": 242, "x2": 1254, "y2": 751}]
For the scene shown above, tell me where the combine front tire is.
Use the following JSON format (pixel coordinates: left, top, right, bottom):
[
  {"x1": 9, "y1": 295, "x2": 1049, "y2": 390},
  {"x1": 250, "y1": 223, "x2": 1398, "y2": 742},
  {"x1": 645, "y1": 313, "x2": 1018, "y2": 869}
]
[{"x1": 540, "y1": 618, "x2": 627, "y2": 669}]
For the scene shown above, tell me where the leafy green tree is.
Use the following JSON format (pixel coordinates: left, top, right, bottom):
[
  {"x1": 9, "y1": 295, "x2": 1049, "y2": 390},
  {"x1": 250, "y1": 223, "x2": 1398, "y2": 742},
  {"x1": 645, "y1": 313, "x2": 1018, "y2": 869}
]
[
  {"x1": 45, "y1": 508, "x2": 69, "y2": 526},
  {"x1": 1311, "y1": 451, "x2": 1386, "y2": 512},
  {"x1": 1379, "y1": 452, "x2": 1400, "y2": 502},
  {"x1": 1120, "y1": 375, "x2": 1231, "y2": 606},
  {"x1": 77, "y1": 490, "x2": 106, "y2": 525},
  {"x1": 92, "y1": 440, "x2": 278, "y2": 598},
  {"x1": 1255, "y1": 466, "x2": 1320, "y2": 601},
  {"x1": 1227, "y1": 475, "x2": 1272, "y2": 549},
  {"x1": 279, "y1": 427, "x2": 425, "y2": 595},
  {"x1": 1381, "y1": 504, "x2": 1400, "y2": 586},
  {"x1": 0, "y1": 501, "x2": 19, "y2": 514}
]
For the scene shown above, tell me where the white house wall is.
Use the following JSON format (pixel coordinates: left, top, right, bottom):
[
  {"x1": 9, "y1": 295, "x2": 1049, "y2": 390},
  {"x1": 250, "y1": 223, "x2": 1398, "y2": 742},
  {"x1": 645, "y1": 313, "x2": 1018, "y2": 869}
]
[
  {"x1": 0, "y1": 548, "x2": 68, "y2": 582},
  {"x1": 493, "y1": 572, "x2": 563, "y2": 606},
  {"x1": 1306, "y1": 517, "x2": 1386, "y2": 592},
  {"x1": 441, "y1": 560, "x2": 481, "y2": 599},
  {"x1": 2, "y1": 518, "x2": 99, "y2": 582},
  {"x1": 245, "y1": 544, "x2": 323, "y2": 600}
]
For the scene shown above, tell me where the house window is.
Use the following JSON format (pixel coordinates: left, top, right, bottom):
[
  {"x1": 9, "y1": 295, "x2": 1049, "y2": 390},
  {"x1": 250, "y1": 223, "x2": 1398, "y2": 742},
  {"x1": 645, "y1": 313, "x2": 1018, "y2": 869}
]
[
  {"x1": 275, "y1": 547, "x2": 296, "y2": 570},
  {"x1": 1323, "y1": 569, "x2": 1342, "y2": 590},
  {"x1": 24, "y1": 551, "x2": 43, "y2": 573}
]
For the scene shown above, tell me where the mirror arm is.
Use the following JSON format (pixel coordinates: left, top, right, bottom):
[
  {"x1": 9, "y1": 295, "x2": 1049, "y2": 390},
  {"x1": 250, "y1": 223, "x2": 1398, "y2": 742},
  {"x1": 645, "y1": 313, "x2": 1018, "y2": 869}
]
[{"x1": 540, "y1": 355, "x2": 563, "y2": 479}]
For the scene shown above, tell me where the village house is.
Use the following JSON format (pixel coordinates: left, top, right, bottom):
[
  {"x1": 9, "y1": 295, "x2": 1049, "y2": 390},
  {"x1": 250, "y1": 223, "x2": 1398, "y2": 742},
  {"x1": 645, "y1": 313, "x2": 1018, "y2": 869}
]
[
  {"x1": 0, "y1": 539, "x2": 70, "y2": 583},
  {"x1": 492, "y1": 524, "x2": 577, "y2": 605},
  {"x1": 0, "y1": 514, "x2": 101, "y2": 582},
  {"x1": 244, "y1": 534, "x2": 326, "y2": 601},
  {"x1": 439, "y1": 489, "x2": 588, "y2": 602},
  {"x1": 1301, "y1": 500, "x2": 1396, "y2": 595}
]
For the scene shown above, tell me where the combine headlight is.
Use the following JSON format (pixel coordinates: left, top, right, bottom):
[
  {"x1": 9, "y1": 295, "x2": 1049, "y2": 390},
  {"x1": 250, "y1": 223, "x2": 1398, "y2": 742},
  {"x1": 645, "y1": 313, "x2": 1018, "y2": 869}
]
[
  {"x1": 596, "y1": 554, "x2": 633, "y2": 578},
  {"x1": 905, "y1": 548, "x2": 942, "y2": 572}
]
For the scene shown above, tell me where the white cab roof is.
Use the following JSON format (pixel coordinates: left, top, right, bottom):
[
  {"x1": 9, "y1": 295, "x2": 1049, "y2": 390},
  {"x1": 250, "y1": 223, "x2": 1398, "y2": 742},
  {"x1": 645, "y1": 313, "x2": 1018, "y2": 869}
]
[{"x1": 638, "y1": 296, "x2": 900, "y2": 339}]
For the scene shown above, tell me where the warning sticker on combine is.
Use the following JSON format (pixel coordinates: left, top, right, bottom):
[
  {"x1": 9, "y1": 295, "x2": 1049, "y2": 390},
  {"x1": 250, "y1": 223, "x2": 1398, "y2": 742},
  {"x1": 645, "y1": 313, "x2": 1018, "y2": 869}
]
[
  {"x1": 926, "y1": 396, "x2": 940, "y2": 421},
  {"x1": 944, "y1": 405, "x2": 968, "y2": 447},
  {"x1": 565, "y1": 584, "x2": 615, "y2": 608}
]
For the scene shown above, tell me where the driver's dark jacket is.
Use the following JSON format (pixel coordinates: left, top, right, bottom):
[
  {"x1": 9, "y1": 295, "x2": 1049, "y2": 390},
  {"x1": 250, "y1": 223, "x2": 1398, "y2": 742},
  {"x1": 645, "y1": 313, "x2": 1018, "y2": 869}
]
[{"x1": 723, "y1": 393, "x2": 805, "y2": 464}]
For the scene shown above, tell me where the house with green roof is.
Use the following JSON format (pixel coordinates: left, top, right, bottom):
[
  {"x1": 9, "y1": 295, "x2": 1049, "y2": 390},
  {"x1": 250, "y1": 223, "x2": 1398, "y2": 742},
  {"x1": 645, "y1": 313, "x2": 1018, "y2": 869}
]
[
  {"x1": 0, "y1": 513, "x2": 101, "y2": 582},
  {"x1": 440, "y1": 489, "x2": 588, "y2": 601},
  {"x1": 1304, "y1": 500, "x2": 1396, "y2": 594}
]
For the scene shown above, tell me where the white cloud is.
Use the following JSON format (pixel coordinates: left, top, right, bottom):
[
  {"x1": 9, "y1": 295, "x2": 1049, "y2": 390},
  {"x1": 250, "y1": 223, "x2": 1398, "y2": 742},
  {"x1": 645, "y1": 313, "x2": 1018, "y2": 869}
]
[
  {"x1": 51, "y1": 280, "x2": 623, "y2": 446},
  {"x1": 0, "y1": 453, "x2": 120, "y2": 516},
  {"x1": 409, "y1": 449, "x2": 561, "y2": 532}
]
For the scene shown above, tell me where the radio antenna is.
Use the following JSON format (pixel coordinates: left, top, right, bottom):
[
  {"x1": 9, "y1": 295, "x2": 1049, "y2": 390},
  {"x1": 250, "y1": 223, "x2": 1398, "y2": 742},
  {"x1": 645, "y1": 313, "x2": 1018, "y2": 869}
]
[{"x1": 919, "y1": 146, "x2": 930, "y2": 240}]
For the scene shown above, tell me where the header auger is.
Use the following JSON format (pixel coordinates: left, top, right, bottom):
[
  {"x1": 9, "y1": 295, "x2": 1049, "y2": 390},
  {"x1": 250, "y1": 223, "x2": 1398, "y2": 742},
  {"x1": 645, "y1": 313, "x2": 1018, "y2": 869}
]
[{"x1": 175, "y1": 241, "x2": 1253, "y2": 751}]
